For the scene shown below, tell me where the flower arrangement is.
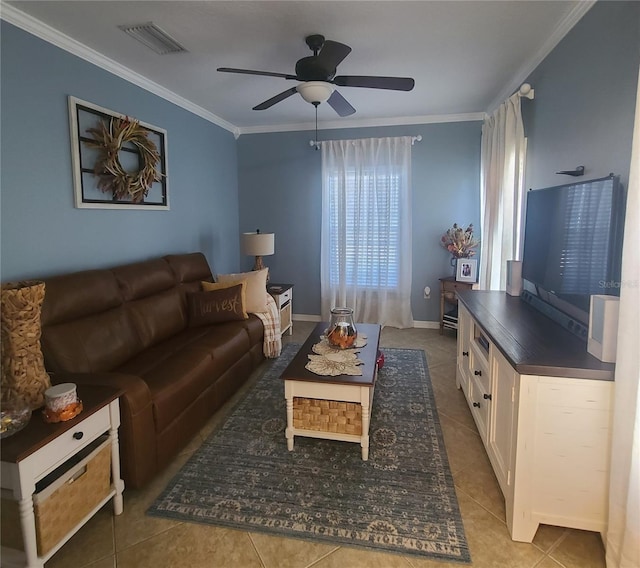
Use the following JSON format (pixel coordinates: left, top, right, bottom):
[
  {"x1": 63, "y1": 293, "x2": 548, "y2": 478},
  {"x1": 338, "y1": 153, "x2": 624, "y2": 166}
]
[{"x1": 441, "y1": 223, "x2": 480, "y2": 258}]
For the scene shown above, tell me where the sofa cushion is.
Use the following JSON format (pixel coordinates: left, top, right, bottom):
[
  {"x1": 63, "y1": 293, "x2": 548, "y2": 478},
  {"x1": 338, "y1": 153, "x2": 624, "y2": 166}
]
[
  {"x1": 41, "y1": 269, "x2": 122, "y2": 326},
  {"x1": 165, "y1": 252, "x2": 213, "y2": 283},
  {"x1": 130, "y1": 321, "x2": 253, "y2": 432},
  {"x1": 113, "y1": 258, "x2": 176, "y2": 302},
  {"x1": 143, "y1": 347, "x2": 218, "y2": 432},
  {"x1": 126, "y1": 288, "x2": 187, "y2": 348},
  {"x1": 214, "y1": 268, "x2": 268, "y2": 313},
  {"x1": 187, "y1": 284, "x2": 247, "y2": 326},
  {"x1": 42, "y1": 306, "x2": 142, "y2": 373}
]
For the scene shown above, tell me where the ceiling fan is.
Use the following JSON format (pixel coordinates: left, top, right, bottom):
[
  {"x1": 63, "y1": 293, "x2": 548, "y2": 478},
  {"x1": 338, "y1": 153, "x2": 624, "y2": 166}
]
[{"x1": 217, "y1": 34, "x2": 415, "y2": 117}]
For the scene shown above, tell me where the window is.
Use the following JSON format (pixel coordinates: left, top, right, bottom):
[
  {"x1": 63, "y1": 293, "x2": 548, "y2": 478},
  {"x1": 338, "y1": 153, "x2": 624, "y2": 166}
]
[
  {"x1": 320, "y1": 136, "x2": 413, "y2": 328},
  {"x1": 326, "y1": 168, "x2": 401, "y2": 288}
]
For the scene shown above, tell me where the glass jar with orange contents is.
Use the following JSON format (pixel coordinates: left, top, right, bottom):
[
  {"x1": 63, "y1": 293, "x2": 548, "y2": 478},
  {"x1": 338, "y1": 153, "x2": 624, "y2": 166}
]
[{"x1": 327, "y1": 307, "x2": 358, "y2": 349}]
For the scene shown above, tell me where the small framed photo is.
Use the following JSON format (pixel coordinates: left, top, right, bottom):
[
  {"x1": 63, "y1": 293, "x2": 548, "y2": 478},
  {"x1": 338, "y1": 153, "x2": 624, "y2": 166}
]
[{"x1": 456, "y1": 258, "x2": 478, "y2": 283}]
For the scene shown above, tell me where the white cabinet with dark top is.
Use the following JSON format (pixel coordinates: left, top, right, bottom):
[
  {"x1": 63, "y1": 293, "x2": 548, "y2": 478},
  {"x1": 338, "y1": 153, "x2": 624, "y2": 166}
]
[{"x1": 456, "y1": 291, "x2": 614, "y2": 543}]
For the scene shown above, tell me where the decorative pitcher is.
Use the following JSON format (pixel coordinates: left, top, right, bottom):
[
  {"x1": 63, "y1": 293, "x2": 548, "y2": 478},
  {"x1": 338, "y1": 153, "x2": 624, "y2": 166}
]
[{"x1": 327, "y1": 307, "x2": 357, "y2": 349}]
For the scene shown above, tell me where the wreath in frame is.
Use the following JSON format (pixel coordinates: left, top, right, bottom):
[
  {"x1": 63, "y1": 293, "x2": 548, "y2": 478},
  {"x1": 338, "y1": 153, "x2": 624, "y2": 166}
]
[{"x1": 84, "y1": 117, "x2": 163, "y2": 203}]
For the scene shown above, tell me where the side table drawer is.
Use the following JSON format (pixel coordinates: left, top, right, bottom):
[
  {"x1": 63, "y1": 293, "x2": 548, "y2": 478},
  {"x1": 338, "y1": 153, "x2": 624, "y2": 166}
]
[
  {"x1": 34, "y1": 406, "x2": 111, "y2": 481},
  {"x1": 279, "y1": 288, "x2": 292, "y2": 306}
]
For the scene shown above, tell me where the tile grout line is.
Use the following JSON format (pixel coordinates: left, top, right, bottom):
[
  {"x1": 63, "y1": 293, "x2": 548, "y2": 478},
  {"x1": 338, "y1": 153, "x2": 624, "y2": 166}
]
[
  {"x1": 453, "y1": 482, "x2": 510, "y2": 527},
  {"x1": 304, "y1": 545, "x2": 342, "y2": 568},
  {"x1": 437, "y1": 409, "x2": 483, "y2": 437},
  {"x1": 542, "y1": 531, "x2": 572, "y2": 567},
  {"x1": 246, "y1": 532, "x2": 268, "y2": 568},
  {"x1": 112, "y1": 520, "x2": 186, "y2": 558}
]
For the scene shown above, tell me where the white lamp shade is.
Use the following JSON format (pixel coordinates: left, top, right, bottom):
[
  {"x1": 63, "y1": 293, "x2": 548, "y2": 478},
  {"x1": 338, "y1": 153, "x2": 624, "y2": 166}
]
[
  {"x1": 297, "y1": 81, "x2": 334, "y2": 104},
  {"x1": 242, "y1": 232, "x2": 275, "y2": 256}
]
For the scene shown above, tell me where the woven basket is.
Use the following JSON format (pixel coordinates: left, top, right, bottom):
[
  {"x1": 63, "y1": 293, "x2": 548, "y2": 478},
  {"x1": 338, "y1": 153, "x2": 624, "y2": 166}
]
[
  {"x1": 293, "y1": 397, "x2": 362, "y2": 435},
  {"x1": 34, "y1": 442, "x2": 111, "y2": 556},
  {"x1": 1, "y1": 280, "x2": 51, "y2": 409}
]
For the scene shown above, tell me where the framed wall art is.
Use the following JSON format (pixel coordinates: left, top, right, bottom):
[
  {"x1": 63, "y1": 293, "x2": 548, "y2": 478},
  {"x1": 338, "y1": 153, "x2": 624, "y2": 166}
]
[
  {"x1": 456, "y1": 258, "x2": 478, "y2": 283},
  {"x1": 68, "y1": 96, "x2": 169, "y2": 210}
]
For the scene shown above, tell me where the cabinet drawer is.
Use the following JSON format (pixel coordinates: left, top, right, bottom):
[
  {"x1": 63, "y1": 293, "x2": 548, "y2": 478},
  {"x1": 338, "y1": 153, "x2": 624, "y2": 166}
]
[
  {"x1": 468, "y1": 374, "x2": 490, "y2": 442},
  {"x1": 442, "y1": 279, "x2": 471, "y2": 293},
  {"x1": 469, "y1": 348, "x2": 490, "y2": 393},
  {"x1": 34, "y1": 406, "x2": 111, "y2": 481},
  {"x1": 279, "y1": 288, "x2": 292, "y2": 304}
]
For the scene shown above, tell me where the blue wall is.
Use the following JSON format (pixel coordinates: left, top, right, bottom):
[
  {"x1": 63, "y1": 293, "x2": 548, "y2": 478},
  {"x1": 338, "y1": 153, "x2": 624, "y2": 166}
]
[
  {"x1": 2, "y1": 0, "x2": 636, "y2": 326},
  {"x1": 0, "y1": 22, "x2": 240, "y2": 281},
  {"x1": 523, "y1": 1, "x2": 639, "y2": 191},
  {"x1": 237, "y1": 123, "x2": 482, "y2": 322}
]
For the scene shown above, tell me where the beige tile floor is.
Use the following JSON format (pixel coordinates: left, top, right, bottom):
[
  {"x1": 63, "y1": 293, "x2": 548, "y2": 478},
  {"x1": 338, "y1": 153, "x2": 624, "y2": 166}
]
[{"x1": 44, "y1": 322, "x2": 607, "y2": 568}]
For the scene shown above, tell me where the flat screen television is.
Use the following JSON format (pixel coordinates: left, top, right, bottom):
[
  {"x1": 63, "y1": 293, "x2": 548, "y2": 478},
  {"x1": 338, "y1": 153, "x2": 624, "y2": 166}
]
[{"x1": 521, "y1": 174, "x2": 625, "y2": 323}]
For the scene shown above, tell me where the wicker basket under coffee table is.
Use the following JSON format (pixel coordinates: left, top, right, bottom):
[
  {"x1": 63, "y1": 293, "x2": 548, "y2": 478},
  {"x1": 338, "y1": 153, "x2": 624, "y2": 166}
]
[{"x1": 280, "y1": 322, "x2": 381, "y2": 460}]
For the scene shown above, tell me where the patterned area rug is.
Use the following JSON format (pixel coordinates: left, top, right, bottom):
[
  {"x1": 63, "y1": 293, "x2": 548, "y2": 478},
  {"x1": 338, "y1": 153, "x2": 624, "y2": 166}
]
[{"x1": 148, "y1": 344, "x2": 471, "y2": 563}]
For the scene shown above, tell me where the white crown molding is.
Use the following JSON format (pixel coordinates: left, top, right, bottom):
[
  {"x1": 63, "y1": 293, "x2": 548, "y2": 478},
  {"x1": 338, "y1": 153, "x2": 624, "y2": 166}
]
[
  {"x1": 237, "y1": 112, "x2": 485, "y2": 136},
  {"x1": 486, "y1": 0, "x2": 596, "y2": 113},
  {"x1": 0, "y1": 2, "x2": 481, "y2": 138},
  {"x1": 0, "y1": 2, "x2": 240, "y2": 137}
]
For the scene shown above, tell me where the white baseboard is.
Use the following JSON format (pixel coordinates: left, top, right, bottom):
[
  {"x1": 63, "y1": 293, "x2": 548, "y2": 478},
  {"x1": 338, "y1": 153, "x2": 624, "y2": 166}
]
[
  {"x1": 412, "y1": 320, "x2": 440, "y2": 329},
  {"x1": 292, "y1": 314, "x2": 322, "y2": 322},
  {"x1": 293, "y1": 314, "x2": 439, "y2": 329}
]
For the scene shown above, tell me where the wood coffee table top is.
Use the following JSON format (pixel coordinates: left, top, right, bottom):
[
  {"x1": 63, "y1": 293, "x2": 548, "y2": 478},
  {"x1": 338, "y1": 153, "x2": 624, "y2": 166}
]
[{"x1": 280, "y1": 322, "x2": 381, "y2": 386}]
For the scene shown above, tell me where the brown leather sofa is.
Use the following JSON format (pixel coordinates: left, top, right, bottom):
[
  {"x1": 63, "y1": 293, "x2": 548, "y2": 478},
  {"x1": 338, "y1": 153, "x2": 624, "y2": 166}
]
[{"x1": 39, "y1": 252, "x2": 264, "y2": 488}]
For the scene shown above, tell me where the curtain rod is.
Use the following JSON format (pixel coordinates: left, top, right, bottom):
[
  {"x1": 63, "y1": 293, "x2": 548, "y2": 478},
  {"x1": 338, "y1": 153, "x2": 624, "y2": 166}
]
[
  {"x1": 518, "y1": 83, "x2": 534, "y2": 100},
  {"x1": 309, "y1": 134, "x2": 422, "y2": 150}
]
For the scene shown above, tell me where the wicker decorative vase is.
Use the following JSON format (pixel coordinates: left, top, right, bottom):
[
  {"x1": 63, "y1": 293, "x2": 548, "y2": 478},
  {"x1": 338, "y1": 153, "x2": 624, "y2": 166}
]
[{"x1": 1, "y1": 280, "x2": 51, "y2": 409}]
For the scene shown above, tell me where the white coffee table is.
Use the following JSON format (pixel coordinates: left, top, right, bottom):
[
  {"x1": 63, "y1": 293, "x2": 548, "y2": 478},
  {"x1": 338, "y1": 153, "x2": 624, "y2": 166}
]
[{"x1": 280, "y1": 322, "x2": 381, "y2": 460}]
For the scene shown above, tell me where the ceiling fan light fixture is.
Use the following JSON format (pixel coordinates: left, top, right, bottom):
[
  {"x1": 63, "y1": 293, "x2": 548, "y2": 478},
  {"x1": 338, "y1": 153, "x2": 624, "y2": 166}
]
[{"x1": 297, "y1": 81, "x2": 334, "y2": 105}]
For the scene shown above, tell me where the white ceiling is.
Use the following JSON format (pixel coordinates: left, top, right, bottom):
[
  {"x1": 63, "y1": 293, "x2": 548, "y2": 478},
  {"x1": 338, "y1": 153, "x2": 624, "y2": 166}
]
[{"x1": 3, "y1": 1, "x2": 593, "y2": 134}]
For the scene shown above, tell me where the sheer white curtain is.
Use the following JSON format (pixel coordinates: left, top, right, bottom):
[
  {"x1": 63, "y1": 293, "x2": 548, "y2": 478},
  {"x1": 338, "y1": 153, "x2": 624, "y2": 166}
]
[
  {"x1": 320, "y1": 136, "x2": 413, "y2": 328},
  {"x1": 606, "y1": 66, "x2": 640, "y2": 568},
  {"x1": 479, "y1": 93, "x2": 527, "y2": 290}
]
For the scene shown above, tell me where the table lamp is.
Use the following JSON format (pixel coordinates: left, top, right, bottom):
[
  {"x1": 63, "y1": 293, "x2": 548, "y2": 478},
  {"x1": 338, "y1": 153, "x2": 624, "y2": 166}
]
[{"x1": 242, "y1": 229, "x2": 275, "y2": 272}]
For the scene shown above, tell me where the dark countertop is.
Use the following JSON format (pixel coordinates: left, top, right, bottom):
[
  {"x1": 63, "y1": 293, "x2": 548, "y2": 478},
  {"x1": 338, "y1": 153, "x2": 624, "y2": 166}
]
[
  {"x1": 280, "y1": 322, "x2": 381, "y2": 386},
  {"x1": 457, "y1": 290, "x2": 615, "y2": 381},
  {"x1": 1, "y1": 384, "x2": 122, "y2": 464}
]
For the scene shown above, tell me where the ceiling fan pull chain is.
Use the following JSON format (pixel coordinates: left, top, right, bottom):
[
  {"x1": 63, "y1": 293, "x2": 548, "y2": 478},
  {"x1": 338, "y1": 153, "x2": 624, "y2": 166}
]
[{"x1": 314, "y1": 103, "x2": 319, "y2": 150}]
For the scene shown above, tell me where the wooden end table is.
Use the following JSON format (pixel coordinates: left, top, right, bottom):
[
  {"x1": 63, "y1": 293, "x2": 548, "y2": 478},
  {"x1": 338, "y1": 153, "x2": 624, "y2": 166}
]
[
  {"x1": 280, "y1": 322, "x2": 381, "y2": 460},
  {"x1": 267, "y1": 283, "x2": 293, "y2": 336},
  {"x1": 439, "y1": 276, "x2": 476, "y2": 334},
  {"x1": 1, "y1": 385, "x2": 124, "y2": 568}
]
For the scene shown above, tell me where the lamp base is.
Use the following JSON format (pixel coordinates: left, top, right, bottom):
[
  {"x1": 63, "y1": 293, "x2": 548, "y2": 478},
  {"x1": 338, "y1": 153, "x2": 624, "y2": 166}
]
[
  {"x1": 253, "y1": 256, "x2": 269, "y2": 281},
  {"x1": 253, "y1": 256, "x2": 265, "y2": 271}
]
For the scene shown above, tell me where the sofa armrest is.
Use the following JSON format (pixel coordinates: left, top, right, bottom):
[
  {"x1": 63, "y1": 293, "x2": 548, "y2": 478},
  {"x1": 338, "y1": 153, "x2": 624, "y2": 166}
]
[
  {"x1": 50, "y1": 372, "x2": 152, "y2": 415},
  {"x1": 49, "y1": 372, "x2": 157, "y2": 489}
]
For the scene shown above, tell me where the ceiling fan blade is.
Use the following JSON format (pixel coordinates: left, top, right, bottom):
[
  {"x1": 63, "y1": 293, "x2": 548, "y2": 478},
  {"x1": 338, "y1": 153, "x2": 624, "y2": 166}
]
[
  {"x1": 327, "y1": 90, "x2": 356, "y2": 117},
  {"x1": 333, "y1": 75, "x2": 415, "y2": 91},
  {"x1": 217, "y1": 67, "x2": 297, "y2": 80},
  {"x1": 253, "y1": 87, "x2": 298, "y2": 110},
  {"x1": 316, "y1": 40, "x2": 352, "y2": 70}
]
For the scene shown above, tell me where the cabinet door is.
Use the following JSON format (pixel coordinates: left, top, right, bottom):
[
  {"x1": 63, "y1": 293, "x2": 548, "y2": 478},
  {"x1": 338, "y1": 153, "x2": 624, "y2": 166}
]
[
  {"x1": 488, "y1": 347, "x2": 517, "y2": 495},
  {"x1": 468, "y1": 349, "x2": 490, "y2": 442},
  {"x1": 456, "y1": 303, "x2": 472, "y2": 395}
]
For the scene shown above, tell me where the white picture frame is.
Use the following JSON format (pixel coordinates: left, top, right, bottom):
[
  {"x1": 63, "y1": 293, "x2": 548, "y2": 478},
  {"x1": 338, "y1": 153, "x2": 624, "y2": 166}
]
[
  {"x1": 68, "y1": 96, "x2": 169, "y2": 210},
  {"x1": 456, "y1": 258, "x2": 478, "y2": 283}
]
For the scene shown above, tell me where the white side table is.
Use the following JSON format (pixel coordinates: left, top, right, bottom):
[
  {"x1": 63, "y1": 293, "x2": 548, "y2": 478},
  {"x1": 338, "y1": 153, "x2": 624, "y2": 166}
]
[
  {"x1": 1, "y1": 385, "x2": 124, "y2": 567},
  {"x1": 267, "y1": 283, "x2": 293, "y2": 336}
]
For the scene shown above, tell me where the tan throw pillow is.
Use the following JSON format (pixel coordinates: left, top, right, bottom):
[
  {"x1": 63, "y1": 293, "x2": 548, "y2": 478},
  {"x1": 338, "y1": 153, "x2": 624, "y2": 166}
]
[
  {"x1": 187, "y1": 283, "x2": 247, "y2": 326},
  {"x1": 215, "y1": 268, "x2": 268, "y2": 313}
]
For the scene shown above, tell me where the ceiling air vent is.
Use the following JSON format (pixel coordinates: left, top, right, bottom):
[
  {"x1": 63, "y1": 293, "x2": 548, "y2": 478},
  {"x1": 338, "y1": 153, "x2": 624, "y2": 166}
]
[{"x1": 118, "y1": 22, "x2": 187, "y2": 55}]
